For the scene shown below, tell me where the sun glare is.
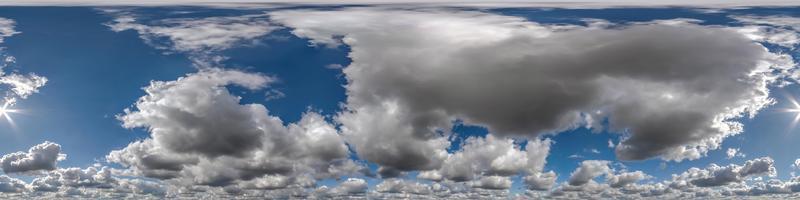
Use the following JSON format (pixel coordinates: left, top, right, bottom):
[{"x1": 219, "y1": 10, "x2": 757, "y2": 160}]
[
  {"x1": 782, "y1": 94, "x2": 800, "y2": 130},
  {"x1": 0, "y1": 102, "x2": 18, "y2": 125}
]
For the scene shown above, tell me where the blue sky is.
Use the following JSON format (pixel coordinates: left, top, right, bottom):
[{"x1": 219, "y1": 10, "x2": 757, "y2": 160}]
[{"x1": 0, "y1": 3, "x2": 800, "y2": 199}]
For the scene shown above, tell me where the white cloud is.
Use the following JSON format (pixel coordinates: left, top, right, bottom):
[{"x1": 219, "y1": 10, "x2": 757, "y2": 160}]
[
  {"x1": 606, "y1": 171, "x2": 649, "y2": 188},
  {"x1": 105, "y1": 13, "x2": 276, "y2": 67},
  {"x1": 0, "y1": 17, "x2": 48, "y2": 108},
  {"x1": 0, "y1": 175, "x2": 26, "y2": 193},
  {"x1": 732, "y1": 15, "x2": 800, "y2": 49},
  {"x1": 793, "y1": 159, "x2": 800, "y2": 169},
  {"x1": 675, "y1": 157, "x2": 776, "y2": 187},
  {"x1": 0, "y1": 18, "x2": 19, "y2": 43},
  {"x1": 1, "y1": 0, "x2": 800, "y2": 8},
  {"x1": 0, "y1": 141, "x2": 65, "y2": 174},
  {"x1": 568, "y1": 160, "x2": 610, "y2": 186},
  {"x1": 271, "y1": 8, "x2": 786, "y2": 164},
  {"x1": 524, "y1": 171, "x2": 557, "y2": 191},
  {"x1": 435, "y1": 135, "x2": 551, "y2": 183},
  {"x1": 332, "y1": 178, "x2": 368, "y2": 194},
  {"x1": 375, "y1": 179, "x2": 433, "y2": 195},
  {"x1": 726, "y1": 148, "x2": 745, "y2": 159}
]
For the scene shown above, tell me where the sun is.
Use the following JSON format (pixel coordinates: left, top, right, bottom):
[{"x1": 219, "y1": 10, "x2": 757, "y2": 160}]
[{"x1": 0, "y1": 102, "x2": 18, "y2": 124}]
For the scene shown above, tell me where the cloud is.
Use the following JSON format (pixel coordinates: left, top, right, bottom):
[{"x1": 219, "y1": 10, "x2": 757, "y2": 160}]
[
  {"x1": 271, "y1": 8, "x2": 787, "y2": 163},
  {"x1": 0, "y1": 141, "x2": 65, "y2": 174},
  {"x1": 0, "y1": 175, "x2": 26, "y2": 193},
  {"x1": 726, "y1": 148, "x2": 745, "y2": 159},
  {"x1": 29, "y1": 166, "x2": 115, "y2": 192},
  {"x1": 105, "y1": 12, "x2": 276, "y2": 67},
  {"x1": 117, "y1": 68, "x2": 273, "y2": 158},
  {"x1": 435, "y1": 135, "x2": 551, "y2": 182},
  {"x1": 525, "y1": 171, "x2": 557, "y2": 191},
  {"x1": 589, "y1": 149, "x2": 600, "y2": 154},
  {"x1": 0, "y1": 17, "x2": 48, "y2": 108},
  {"x1": 469, "y1": 175, "x2": 512, "y2": 190},
  {"x1": 109, "y1": 68, "x2": 352, "y2": 187},
  {"x1": 2, "y1": 5, "x2": 800, "y2": 200},
  {"x1": 732, "y1": 15, "x2": 800, "y2": 49},
  {"x1": 1, "y1": 0, "x2": 800, "y2": 8},
  {"x1": 374, "y1": 179, "x2": 433, "y2": 195},
  {"x1": 568, "y1": 160, "x2": 611, "y2": 186},
  {"x1": 331, "y1": 178, "x2": 368, "y2": 194},
  {"x1": 606, "y1": 171, "x2": 649, "y2": 188},
  {"x1": 677, "y1": 157, "x2": 776, "y2": 187}
]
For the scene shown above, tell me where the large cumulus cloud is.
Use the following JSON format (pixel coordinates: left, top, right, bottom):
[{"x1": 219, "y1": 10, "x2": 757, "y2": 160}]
[
  {"x1": 678, "y1": 157, "x2": 776, "y2": 187},
  {"x1": 270, "y1": 8, "x2": 787, "y2": 164},
  {"x1": 108, "y1": 68, "x2": 354, "y2": 187}
]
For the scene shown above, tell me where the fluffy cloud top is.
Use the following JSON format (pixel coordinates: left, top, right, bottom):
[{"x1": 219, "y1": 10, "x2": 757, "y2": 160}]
[
  {"x1": 331, "y1": 178, "x2": 368, "y2": 194},
  {"x1": 567, "y1": 160, "x2": 610, "y2": 186},
  {"x1": 435, "y1": 135, "x2": 551, "y2": 182},
  {"x1": 271, "y1": 8, "x2": 784, "y2": 165},
  {"x1": 606, "y1": 171, "x2": 649, "y2": 188},
  {"x1": 109, "y1": 68, "x2": 353, "y2": 187},
  {"x1": 676, "y1": 157, "x2": 776, "y2": 187},
  {"x1": 0, "y1": 141, "x2": 65, "y2": 173}
]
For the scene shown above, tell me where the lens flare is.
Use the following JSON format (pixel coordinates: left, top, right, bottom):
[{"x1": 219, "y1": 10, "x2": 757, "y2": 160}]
[
  {"x1": 0, "y1": 101, "x2": 18, "y2": 126},
  {"x1": 780, "y1": 93, "x2": 800, "y2": 131}
]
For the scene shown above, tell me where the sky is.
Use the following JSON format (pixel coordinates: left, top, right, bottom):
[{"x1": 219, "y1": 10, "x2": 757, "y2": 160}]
[{"x1": 0, "y1": 1, "x2": 800, "y2": 199}]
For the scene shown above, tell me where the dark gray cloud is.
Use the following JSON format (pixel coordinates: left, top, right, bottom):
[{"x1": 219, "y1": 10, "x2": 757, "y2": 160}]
[
  {"x1": 109, "y1": 68, "x2": 354, "y2": 187},
  {"x1": 270, "y1": 8, "x2": 787, "y2": 165},
  {"x1": 1, "y1": 141, "x2": 64, "y2": 173}
]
